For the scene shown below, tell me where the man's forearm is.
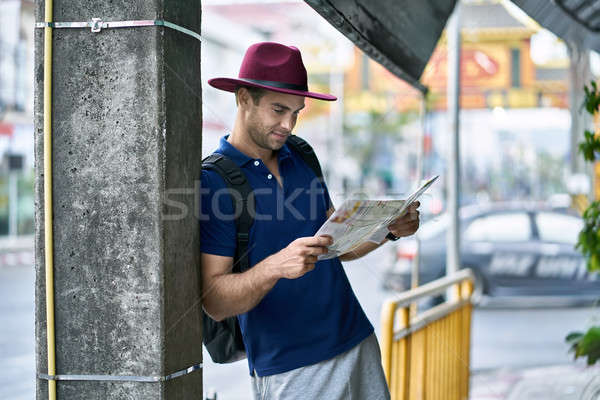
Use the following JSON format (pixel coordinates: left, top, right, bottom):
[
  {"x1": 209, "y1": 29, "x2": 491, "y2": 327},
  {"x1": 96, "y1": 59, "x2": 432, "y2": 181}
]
[
  {"x1": 203, "y1": 236, "x2": 332, "y2": 320},
  {"x1": 338, "y1": 239, "x2": 388, "y2": 262},
  {"x1": 204, "y1": 259, "x2": 279, "y2": 321}
]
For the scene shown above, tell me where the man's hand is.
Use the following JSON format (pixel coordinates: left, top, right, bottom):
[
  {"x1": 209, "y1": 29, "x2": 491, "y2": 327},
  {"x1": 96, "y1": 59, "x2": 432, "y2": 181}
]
[
  {"x1": 265, "y1": 235, "x2": 332, "y2": 279},
  {"x1": 388, "y1": 201, "x2": 420, "y2": 238}
]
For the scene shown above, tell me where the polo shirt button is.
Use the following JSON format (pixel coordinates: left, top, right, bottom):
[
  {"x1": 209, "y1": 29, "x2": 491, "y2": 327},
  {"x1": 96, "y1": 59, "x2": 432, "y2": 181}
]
[
  {"x1": 267, "y1": 174, "x2": 273, "y2": 179},
  {"x1": 254, "y1": 160, "x2": 260, "y2": 166}
]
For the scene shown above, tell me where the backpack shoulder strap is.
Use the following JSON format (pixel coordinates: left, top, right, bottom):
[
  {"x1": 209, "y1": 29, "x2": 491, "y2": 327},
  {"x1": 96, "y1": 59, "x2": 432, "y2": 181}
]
[
  {"x1": 286, "y1": 135, "x2": 324, "y2": 180},
  {"x1": 202, "y1": 153, "x2": 254, "y2": 272}
]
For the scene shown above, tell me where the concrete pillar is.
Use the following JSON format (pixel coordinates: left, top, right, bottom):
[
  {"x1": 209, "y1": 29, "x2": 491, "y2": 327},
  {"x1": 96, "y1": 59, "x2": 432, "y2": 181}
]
[{"x1": 34, "y1": 1, "x2": 202, "y2": 399}]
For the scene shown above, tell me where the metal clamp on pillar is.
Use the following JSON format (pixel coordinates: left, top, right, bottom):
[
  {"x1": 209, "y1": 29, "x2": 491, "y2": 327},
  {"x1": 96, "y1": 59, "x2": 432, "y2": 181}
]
[
  {"x1": 35, "y1": 18, "x2": 202, "y2": 42},
  {"x1": 90, "y1": 18, "x2": 102, "y2": 32},
  {"x1": 38, "y1": 362, "x2": 203, "y2": 383}
]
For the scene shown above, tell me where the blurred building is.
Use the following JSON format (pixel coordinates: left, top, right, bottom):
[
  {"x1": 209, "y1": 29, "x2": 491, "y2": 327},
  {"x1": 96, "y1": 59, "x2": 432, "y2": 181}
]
[
  {"x1": 344, "y1": 0, "x2": 575, "y2": 204},
  {"x1": 0, "y1": 0, "x2": 35, "y2": 236},
  {"x1": 201, "y1": 7, "x2": 267, "y2": 156},
  {"x1": 203, "y1": 0, "x2": 578, "y2": 203},
  {"x1": 425, "y1": 0, "x2": 567, "y2": 110},
  {"x1": 202, "y1": 1, "x2": 355, "y2": 198},
  {"x1": 344, "y1": 0, "x2": 568, "y2": 113},
  {"x1": 3, "y1": 0, "x2": 583, "y2": 237}
]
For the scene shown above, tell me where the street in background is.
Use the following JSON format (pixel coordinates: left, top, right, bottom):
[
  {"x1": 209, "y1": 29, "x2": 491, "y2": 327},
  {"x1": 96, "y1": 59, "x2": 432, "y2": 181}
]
[{"x1": 384, "y1": 202, "x2": 600, "y2": 306}]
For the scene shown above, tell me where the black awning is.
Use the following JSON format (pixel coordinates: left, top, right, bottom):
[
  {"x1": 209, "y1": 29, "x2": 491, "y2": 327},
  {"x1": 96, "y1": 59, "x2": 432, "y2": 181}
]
[
  {"x1": 304, "y1": 0, "x2": 458, "y2": 94},
  {"x1": 510, "y1": 0, "x2": 600, "y2": 52}
]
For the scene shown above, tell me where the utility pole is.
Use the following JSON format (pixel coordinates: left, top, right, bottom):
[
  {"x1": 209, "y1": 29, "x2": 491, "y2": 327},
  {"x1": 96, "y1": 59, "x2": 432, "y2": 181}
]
[
  {"x1": 446, "y1": 2, "x2": 461, "y2": 291},
  {"x1": 34, "y1": 1, "x2": 203, "y2": 398},
  {"x1": 410, "y1": 95, "x2": 427, "y2": 317},
  {"x1": 328, "y1": 69, "x2": 344, "y2": 195},
  {"x1": 567, "y1": 41, "x2": 591, "y2": 176}
]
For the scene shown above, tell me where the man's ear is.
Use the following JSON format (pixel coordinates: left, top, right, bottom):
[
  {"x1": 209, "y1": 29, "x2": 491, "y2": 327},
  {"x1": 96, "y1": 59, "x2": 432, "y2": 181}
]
[{"x1": 237, "y1": 87, "x2": 251, "y2": 109}]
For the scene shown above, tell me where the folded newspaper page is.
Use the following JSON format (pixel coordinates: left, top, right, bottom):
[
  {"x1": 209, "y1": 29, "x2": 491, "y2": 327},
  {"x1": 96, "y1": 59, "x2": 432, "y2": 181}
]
[{"x1": 316, "y1": 175, "x2": 439, "y2": 260}]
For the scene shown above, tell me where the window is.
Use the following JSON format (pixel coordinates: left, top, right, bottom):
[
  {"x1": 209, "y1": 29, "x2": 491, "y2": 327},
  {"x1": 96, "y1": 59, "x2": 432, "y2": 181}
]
[
  {"x1": 511, "y1": 48, "x2": 521, "y2": 88},
  {"x1": 535, "y1": 212, "x2": 582, "y2": 244},
  {"x1": 464, "y1": 213, "x2": 531, "y2": 242}
]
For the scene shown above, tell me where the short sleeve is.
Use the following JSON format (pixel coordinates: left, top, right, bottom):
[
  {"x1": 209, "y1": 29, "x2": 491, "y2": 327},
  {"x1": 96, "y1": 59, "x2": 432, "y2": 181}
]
[{"x1": 199, "y1": 169, "x2": 237, "y2": 257}]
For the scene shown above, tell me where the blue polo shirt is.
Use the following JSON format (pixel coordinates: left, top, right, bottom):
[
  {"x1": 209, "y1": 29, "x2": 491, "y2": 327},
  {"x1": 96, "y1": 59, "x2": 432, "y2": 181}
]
[{"x1": 200, "y1": 135, "x2": 373, "y2": 377}]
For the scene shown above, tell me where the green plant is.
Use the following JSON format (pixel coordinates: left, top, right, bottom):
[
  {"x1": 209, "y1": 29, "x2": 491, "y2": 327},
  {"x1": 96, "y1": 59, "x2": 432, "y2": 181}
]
[
  {"x1": 578, "y1": 82, "x2": 600, "y2": 161},
  {"x1": 578, "y1": 130, "x2": 600, "y2": 161},
  {"x1": 575, "y1": 201, "x2": 600, "y2": 271},
  {"x1": 584, "y1": 81, "x2": 600, "y2": 114},
  {"x1": 568, "y1": 80, "x2": 600, "y2": 366},
  {"x1": 566, "y1": 327, "x2": 600, "y2": 365}
]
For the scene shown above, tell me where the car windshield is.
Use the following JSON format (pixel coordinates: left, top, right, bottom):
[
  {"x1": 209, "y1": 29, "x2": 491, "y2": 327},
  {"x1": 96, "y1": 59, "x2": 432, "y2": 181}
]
[
  {"x1": 417, "y1": 214, "x2": 448, "y2": 240},
  {"x1": 535, "y1": 212, "x2": 583, "y2": 244},
  {"x1": 464, "y1": 212, "x2": 532, "y2": 242}
]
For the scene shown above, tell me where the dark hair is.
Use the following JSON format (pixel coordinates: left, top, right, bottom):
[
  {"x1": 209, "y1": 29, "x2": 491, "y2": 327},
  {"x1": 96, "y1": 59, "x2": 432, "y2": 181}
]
[{"x1": 235, "y1": 86, "x2": 267, "y2": 106}]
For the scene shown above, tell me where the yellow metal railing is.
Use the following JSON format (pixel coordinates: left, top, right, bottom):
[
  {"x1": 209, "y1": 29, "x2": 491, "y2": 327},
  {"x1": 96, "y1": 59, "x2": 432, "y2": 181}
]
[{"x1": 381, "y1": 269, "x2": 474, "y2": 400}]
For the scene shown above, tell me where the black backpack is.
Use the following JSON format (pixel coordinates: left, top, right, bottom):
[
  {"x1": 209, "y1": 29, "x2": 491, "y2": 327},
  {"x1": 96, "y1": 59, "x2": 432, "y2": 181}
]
[{"x1": 201, "y1": 135, "x2": 324, "y2": 364}]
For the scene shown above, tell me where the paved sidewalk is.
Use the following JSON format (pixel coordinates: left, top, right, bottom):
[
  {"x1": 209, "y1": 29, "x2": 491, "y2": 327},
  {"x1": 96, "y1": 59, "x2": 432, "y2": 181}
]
[{"x1": 471, "y1": 364, "x2": 600, "y2": 400}]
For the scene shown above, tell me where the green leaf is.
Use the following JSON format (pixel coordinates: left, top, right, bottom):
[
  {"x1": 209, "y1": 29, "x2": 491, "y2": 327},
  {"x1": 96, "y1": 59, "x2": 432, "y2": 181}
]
[
  {"x1": 584, "y1": 81, "x2": 600, "y2": 115},
  {"x1": 570, "y1": 326, "x2": 600, "y2": 366},
  {"x1": 566, "y1": 332, "x2": 584, "y2": 343},
  {"x1": 588, "y1": 352, "x2": 600, "y2": 365},
  {"x1": 591, "y1": 255, "x2": 600, "y2": 272}
]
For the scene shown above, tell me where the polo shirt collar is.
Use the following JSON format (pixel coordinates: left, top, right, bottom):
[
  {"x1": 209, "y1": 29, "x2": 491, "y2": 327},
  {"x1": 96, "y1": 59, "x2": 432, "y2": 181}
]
[
  {"x1": 278, "y1": 139, "x2": 292, "y2": 162},
  {"x1": 217, "y1": 135, "x2": 293, "y2": 166},
  {"x1": 217, "y1": 135, "x2": 253, "y2": 167}
]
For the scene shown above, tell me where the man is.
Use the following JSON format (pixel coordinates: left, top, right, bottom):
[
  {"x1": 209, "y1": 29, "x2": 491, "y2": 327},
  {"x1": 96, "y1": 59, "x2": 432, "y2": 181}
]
[{"x1": 201, "y1": 42, "x2": 420, "y2": 399}]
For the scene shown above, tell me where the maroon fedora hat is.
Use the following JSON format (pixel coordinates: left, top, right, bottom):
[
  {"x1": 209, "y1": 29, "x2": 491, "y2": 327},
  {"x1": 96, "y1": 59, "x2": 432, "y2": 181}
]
[{"x1": 208, "y1": 42, "x2": 337, "y2": 101}]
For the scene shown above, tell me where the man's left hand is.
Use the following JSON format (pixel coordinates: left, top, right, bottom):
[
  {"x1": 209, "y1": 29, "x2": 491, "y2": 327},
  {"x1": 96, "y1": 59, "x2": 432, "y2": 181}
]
[{"x1": 388, "y1": 201, "x2": 420, "y2": 238}]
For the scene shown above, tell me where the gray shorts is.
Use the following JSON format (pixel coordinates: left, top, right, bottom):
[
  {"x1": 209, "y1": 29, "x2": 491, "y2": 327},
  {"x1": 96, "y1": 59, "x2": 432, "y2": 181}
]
[{"x1": 251, "y1": 333, "x2": 390, "y2": 400}]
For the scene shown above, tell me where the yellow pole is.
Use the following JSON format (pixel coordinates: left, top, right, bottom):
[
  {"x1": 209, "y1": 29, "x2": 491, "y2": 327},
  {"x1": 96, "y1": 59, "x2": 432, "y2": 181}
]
[
  {"x1": 391, "y1": 339, "x2": 399, "y2": 399},
  {"x1": 381, "y1": 300, "x2": 397, "y2": 385},
  {"x1": 441, "y1": 317, "x2": 449, "y2": 398},
  {"x1": 426, "y1": 324, "x2": 435, "y2": 400},
  {"x1": 43, "y1": 0, "x2": 56, "y2": 398},
  {"x1": 397, "y1": 307, "x2": 410, "y2": 400},
  {"x1": 410, "y1": 329, "x2": 426, "y2": 400},
  {"x1": 430, "y1": 324, "x2": 437, "y2": 400},
  {"x1": 461, "y1": 280, "x2": 473, "y2": 399}
]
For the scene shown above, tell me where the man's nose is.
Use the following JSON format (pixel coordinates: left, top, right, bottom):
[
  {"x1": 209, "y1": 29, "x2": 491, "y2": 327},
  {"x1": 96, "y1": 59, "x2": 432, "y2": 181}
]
[{"x1": 280, "y1": 116, "x2": 294, "y2": 132}]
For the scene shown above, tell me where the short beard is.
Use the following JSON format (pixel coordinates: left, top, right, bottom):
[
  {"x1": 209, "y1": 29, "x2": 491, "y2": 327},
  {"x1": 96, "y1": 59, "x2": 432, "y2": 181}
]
[{"x1": 246, "y1": 115, "x2": 284, "y2": 152}]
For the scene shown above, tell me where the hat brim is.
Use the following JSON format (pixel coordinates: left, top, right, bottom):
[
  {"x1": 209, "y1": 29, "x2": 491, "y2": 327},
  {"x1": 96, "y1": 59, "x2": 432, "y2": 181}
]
[{"x1": 208, "y1": 77, "x2": 337, "y2": 101}]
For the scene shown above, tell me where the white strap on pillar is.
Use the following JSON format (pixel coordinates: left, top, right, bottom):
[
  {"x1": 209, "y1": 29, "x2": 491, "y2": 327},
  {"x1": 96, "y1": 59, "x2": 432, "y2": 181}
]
[
  {"x1": 35, "y1": 18, "x2": 202, "y2": 42},
  {"x1": 38, "y1": 362, "x2": 203, "y2": 382}
]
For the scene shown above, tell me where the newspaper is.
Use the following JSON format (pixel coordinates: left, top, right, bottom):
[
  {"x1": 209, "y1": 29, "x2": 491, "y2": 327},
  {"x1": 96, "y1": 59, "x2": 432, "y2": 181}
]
[{"x1": 316, "y1": 175, "x2": 439, "y2": 260}]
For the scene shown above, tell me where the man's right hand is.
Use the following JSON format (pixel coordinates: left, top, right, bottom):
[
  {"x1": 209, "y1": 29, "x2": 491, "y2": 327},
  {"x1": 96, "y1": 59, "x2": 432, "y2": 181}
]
[
  {"x1": 265, "y1": 235, "x2": 333, "y2": 280},
  {"x1": 201, "y1": 235, "x2": 333, "y2": 320}
]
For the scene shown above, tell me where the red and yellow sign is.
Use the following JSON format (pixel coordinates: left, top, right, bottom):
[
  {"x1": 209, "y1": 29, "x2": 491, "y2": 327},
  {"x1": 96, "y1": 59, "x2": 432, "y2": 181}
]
[{"x1": 343, "y1": 29, "x2": 568, "y2": 112}]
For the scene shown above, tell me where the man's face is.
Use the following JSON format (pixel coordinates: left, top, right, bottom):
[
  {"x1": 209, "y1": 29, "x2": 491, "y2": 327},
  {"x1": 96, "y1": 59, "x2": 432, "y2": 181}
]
[{"x1": 243, "y1": 89, "x2": 306, "y2": 151}]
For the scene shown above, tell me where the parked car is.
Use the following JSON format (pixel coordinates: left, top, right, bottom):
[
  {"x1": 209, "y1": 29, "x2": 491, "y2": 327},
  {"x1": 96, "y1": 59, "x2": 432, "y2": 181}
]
[{"x1": 382, "y1": 202, "x2": 600, "y2": 304}]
